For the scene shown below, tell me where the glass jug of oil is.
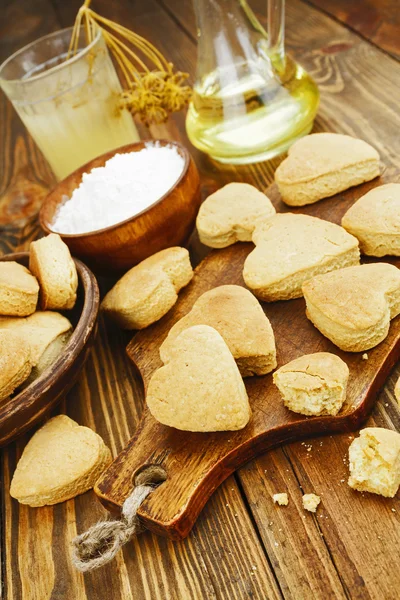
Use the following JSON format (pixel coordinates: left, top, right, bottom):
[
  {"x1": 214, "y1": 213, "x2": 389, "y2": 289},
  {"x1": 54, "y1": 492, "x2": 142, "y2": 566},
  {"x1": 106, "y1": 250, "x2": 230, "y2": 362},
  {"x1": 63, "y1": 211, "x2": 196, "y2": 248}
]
[{"x1": 186, "y1": 0, "x2": 319, "y2": 164}]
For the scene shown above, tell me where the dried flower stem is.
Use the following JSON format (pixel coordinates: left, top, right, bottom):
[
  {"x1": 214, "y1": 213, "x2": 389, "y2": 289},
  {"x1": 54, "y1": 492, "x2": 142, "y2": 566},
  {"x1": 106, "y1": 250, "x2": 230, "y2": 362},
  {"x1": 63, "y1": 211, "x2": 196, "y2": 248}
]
[{"x1": 67, "y1": 0, "x2": 191, "y2": 126}]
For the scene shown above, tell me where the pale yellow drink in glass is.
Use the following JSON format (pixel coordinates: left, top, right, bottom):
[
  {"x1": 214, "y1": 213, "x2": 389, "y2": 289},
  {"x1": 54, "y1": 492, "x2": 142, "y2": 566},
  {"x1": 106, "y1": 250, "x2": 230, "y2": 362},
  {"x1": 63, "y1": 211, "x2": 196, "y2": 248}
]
[{"x1": 0, "y1": 27, "x2": 139, "y2": 180}]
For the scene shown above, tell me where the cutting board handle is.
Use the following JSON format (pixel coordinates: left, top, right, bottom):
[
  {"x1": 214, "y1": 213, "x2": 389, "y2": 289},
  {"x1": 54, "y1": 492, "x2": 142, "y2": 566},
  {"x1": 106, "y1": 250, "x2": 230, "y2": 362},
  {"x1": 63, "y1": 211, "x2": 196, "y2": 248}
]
[{"x1": 95, "y1": 173, "x2": 400, "y2": 540}]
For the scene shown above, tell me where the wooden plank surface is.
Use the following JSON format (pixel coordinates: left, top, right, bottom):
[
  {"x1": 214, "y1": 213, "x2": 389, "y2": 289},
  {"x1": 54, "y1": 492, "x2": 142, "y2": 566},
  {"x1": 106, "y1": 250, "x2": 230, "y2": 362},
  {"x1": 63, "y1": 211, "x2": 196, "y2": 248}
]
[
  {"x1": 305, "y1": 0, "x2": 400, "y2": 60},
  {"x1": 0, "y1": 0, "x2": 400, "y2": 598}
]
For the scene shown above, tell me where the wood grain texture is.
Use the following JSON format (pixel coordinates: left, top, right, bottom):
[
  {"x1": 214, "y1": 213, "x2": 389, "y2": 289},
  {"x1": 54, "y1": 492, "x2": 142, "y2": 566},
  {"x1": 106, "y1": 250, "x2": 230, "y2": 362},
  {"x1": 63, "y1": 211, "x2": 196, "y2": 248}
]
[
  {"x1": 304, "y1": 0, "x2": 400, "y2": 60},
  {"x1": 2, "y1": 0, "x2": 400, "y2": 598},
  {"x1": 0, "y1": 252, "x2": 99, "y2": 446},
  {"x1": 97, "y1": 170, "x2": 400, "y2": 538},
  {"x1": 40, "y1": 141, "x2": 201, "y2": 274}
]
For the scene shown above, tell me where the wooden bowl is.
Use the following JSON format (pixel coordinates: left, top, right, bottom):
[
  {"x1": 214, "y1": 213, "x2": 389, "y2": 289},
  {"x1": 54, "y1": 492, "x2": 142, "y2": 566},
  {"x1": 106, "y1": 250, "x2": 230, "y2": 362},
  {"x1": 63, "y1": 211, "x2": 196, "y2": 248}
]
[
  {"x1": 39, "y1": 140, "x2": 201, "y2": 274},
  {"x1": 0, "y1": 252, "x2": 99, "y2": 446}
]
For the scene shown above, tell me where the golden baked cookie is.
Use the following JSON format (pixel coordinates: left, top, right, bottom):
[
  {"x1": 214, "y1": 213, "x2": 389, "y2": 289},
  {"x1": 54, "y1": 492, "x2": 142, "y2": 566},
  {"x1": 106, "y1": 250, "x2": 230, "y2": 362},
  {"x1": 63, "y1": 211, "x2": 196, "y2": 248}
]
[
  {"x1": 302, "y1": 263, "x2": 400, "y2": 352},
  {"x1": 0, "y1": 261, "x2": 39, "y2": 316},
  {"x1": 10, "y1": 415, "x2": 112, "y2": 507},
  {"x1": 196, "y1": 182, "x2": 275, "y2": 248},
  {"x1": 160, "y1": 285, "x2": 276, "y2": 377},
  {"x1": 147, "y1": 325, "x2": 251, "y2": 432},
  {"x1": 243, "y1": 213, "x2": 360, "y2": 301},
  {"x1": 0, "y1": 330, "x2": 32, "y2": 402},
  {"x1": 275, "y1": 133, "x2": 380, "y2": 206},
  {"x1": 0, "y1": 311, "x2": 73, "y2": 385},
  {"x1": 102, "y1": 247, "x2": 193, "y2": 329},
  {"x1": 29, "y1": 233, "x2": 78, "y2": 310},
  {"x1": 348, "y1": 428, "x2": 400, "y2": 497},
  {"x1": 342, "y1": 183, "x2": 400, "y2": 257},
  {"x1": 273, "y1": 352, "x2": 349, "y2": 416}
]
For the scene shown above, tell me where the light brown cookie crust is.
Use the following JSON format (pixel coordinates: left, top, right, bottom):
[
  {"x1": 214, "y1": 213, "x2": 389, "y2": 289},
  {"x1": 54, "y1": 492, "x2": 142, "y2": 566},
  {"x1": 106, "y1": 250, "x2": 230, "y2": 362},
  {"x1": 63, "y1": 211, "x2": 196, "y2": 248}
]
[
  {"x1": 243, "y1": 213, "x2": 360, "y2": 301},
  {"x1": 101, "y1": 247, "x2": 193, "y2": 330},
  {"x1": 275, "y1": 133, "x2": 380, "y2": 206},
  {"x1": 273, "y1": 352, "x2": 349, "y2": 416},
  {"x1": 29, "y1": 234, "x2": 78, "y2": 310},
  {"x1": 160, "y1": 285, "x2": 276, "y2": 377},
  {"x1": 302, "y1": 263, "x2": 400, "y2": 352},
  {"x1": 342, "y1": 183, "x2": 400, "y2": 257},
  {"x1": 147, "y1": 325, "x2": 251, "y2": 432},
  {"x1": 10, "y1": 415, "x2": 112, "y2": 506},
  {"x1": 196, "y1": 182, "x2": 276, "y2": 248},
  {"x1": 0, "y1": 262, "x2": 39, "y2": 317}
]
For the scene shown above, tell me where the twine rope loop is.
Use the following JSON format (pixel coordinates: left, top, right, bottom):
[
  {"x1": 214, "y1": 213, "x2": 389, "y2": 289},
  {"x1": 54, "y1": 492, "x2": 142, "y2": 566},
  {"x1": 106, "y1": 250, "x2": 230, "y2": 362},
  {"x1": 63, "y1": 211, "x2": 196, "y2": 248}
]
[{"x1": 71, "y1": 465, "x2": 166, "y2": 572}]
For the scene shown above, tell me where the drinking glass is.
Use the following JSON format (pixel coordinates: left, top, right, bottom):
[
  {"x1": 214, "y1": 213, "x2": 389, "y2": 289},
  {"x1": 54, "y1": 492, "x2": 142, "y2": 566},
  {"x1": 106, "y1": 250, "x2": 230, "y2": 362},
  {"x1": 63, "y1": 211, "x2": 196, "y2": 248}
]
[{"x1": 0, "y1": 27, "x2": 140, "y2": 180}]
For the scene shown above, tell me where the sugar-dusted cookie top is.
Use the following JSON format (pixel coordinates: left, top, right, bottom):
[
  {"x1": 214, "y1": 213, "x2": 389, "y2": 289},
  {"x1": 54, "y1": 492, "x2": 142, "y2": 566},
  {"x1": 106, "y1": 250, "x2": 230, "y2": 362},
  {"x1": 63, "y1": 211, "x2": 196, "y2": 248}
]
[
  {"x1": 101, "y1": 247, "x2": 193, "y2": 329},
  {"x1": 29, "y1": 233, "x2": 78, "y2": 310},
  {"x1": 243, "y1": 213, "x2": 359, "y2": 301},
  {"x1": 275, "y1": 133, "x2": 380, "y2": 206},
  {"x1": 0, "y1": 261, "x2": 39, "y2": 316},
  {"x1": 10, "y1": 415, "x2": 112, "y2": 507},
  {"x1": 303, "y1": 263, "x2": 400, "y2": 352},
  {"x1": 196, "y1": 182, "x2": 275, "y2": 248},
  {"x1": 147, "y1": 325, "x2": 251, "y2": 432},
  {"x1": 0, "y1": 330, "x2": 32, "y2": 402},
  {"x1": 342, "y1": 183, "x2": 400, "y2": 257},
  {"x1": 160, "y1": 285, "x2": 276, "y2": 376}
]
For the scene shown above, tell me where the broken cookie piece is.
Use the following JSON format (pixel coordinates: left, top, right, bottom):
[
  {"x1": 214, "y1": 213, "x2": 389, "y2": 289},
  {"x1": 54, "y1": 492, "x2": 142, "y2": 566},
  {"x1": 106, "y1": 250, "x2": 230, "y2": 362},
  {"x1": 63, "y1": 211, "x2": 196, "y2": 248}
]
[
  {"x1": 302, "y1": 493, "x2": 321, "y2": 513},
  {"x1": 348, "y1": 427, "x2": 400, "y2": 498},
  {"x1": 273, "y1": 493, "x2": 289, "y2": 506},
  {"x1": 273, "y1": 352, "x2": 349, "y2": 416}
]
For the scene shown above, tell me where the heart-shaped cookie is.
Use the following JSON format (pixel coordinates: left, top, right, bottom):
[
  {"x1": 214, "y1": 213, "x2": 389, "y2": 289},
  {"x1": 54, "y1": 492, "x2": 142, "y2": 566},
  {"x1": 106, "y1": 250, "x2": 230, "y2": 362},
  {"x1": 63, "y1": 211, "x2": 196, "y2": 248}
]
[
  {"x1": 102, "y1": 247, "x2": 193, "y2": 329},
  {"x1": 342, "y1": 183, "x2": 400, "y2": 257},
  {"x1": 196, "y1": 183, "x2": 275, "y2": 248},
  {"x1": 147, "y1": 325, "x2": 251, "y2": 432},
  {"x1": 160, "y1": 285, "x2": 276, "y2": 376},
  {"x1": 275, "y1": 133, "x2": 380, "y2": 206},
  {"x1": 0, "y1": 330, "x2": 32, "y2": 402},
  {"x1": 302, "y1": 263, "x2": 400, "y2": 352},
  {"x1": 10, "y1": 415, "x2": 112, "y2": 507},
  {"x1": 243, "y1": 213, "x2": 360, "y2": 301}
]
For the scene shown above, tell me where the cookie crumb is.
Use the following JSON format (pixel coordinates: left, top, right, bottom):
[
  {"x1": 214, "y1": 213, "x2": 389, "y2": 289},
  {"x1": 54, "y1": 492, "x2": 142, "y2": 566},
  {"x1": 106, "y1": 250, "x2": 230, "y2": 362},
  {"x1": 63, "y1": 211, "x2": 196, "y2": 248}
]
[
  {"x1": 302, "y1": 493, "x2": 321, "y2": 513},
  {"x1": 362, "y1": 353, "x2": 368, "y2": 360},
  {"x1": 273, "y1": 493, "x2": 288, "y2": 506}
]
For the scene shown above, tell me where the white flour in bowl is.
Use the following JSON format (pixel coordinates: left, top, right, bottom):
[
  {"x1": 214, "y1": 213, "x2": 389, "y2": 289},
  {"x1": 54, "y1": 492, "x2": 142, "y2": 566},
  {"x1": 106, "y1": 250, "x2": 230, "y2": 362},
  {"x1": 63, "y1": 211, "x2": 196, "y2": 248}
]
[{"x1": 52, "y1": 142, "x2": 186, "y2": 234}]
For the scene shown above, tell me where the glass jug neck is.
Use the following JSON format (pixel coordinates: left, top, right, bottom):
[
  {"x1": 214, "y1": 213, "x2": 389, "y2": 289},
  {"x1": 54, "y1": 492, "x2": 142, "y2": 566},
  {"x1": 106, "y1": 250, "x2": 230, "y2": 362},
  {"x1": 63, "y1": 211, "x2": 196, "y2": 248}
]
[{"x1": 194, "y1": 0, "x2": 286, "y2": 67}]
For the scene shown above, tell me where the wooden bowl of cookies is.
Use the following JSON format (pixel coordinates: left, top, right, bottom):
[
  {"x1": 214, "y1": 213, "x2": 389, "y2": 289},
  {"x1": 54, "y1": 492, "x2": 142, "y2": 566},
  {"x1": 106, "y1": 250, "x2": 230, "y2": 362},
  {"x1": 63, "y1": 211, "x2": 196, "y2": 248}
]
[
  {"x1": 0, "y1": 251, "x2": 99, "y2": 446},
  {"x1": 39, "y1": 140, "x2": 201, "y2": 274}
]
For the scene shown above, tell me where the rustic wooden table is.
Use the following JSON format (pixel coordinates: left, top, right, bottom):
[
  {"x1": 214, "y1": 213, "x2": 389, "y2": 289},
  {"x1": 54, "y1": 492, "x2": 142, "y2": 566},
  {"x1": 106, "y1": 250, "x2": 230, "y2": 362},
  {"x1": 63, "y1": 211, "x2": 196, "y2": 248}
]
[{"x1": 1, "y1": 0, "x2": 400, "y2": 598}]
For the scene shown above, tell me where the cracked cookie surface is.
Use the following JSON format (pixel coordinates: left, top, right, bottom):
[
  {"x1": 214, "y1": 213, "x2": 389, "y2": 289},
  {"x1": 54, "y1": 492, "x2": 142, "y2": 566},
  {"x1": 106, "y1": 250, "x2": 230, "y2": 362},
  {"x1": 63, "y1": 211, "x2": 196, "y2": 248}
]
[{"x1": 273, "y1": 352, "x2": 349, "y2": 416}]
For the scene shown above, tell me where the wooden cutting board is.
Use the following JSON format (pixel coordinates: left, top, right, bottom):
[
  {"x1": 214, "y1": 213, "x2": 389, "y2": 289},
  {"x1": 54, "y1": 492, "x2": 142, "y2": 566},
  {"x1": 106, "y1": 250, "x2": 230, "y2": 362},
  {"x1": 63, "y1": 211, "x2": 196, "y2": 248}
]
[{"x1": 95, "y1": 168, "x2": 400, "y2": 540}]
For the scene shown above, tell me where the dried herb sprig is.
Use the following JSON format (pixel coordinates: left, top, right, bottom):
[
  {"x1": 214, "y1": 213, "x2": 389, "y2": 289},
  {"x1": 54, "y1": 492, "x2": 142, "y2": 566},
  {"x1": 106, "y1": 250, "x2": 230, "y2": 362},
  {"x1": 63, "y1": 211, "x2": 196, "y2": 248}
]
[{"x1": 68, "y1": 0, "x2": 192, "y2": 126}]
